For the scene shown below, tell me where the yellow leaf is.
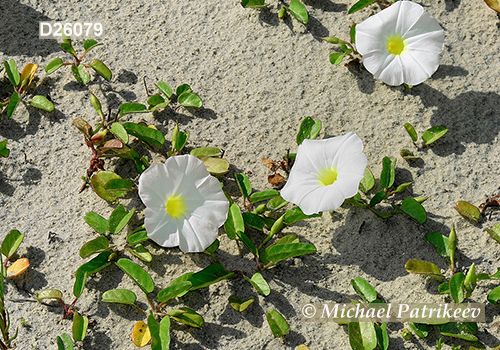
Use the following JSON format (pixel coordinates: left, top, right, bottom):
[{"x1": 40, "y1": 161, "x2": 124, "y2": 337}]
[
  {"x1": 484, "y1": 0, "x2": 500, "y2": 13},
  {"x1": 6, "y1": 258, "x2": 30, "y2": 279},
  {"x1": 296, "y1": 345, "x2": 310, "y2": 350},
  {"x1": 132, "y1": 321, "x2": 151, "y2": 347},
  {"x1": 20, "y1": 64, "x2": 38, "y2": 90}
]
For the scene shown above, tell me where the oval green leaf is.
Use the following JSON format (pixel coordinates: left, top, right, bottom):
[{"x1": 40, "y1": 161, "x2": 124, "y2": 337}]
[
  {"x1": 488, "y1": 285, "x2": 500, "y2": 304},
  {"x1": 449, "y1": 272, "x2": 465, "y2": 303},
  {"x1": 228, "y1": 295, "x2": 254, "y2": 312},
  {"x1": 454, "y1": 200, "x2": 480, "y2": 222},
  {"x1": 36, "y1": 289, "x2": 63, "y2": 302},
  {"x1": 29, "y1": 95, "x2": 54, "y2": 112},
  {"x1": 79, "y1": 236, "x2": 109, "y2": 259},
  {"x1": 359, "y1": 168, "x2": 375, "y2": 193},
  {"x1": 111, "y1": 123, "x2": 129, "y2": 144},
  {"x1": 351, "y1": 277, "x2": 377, "y2": 303},
  {"x1": 45, "y1": 58, "x2": 64, "y2": 74},
  {"x1": 72, "y1": 310, "x2": 88, "y2": 341},
  {"x1": 249, "y1": 190, "x2": 279, "y2": 203},
  {"x1": 349, "y1": 322, "x2": 377, "y2": 350},
  {"x1": 84, "y1": 212, "x2": 108, "y2": 234},
  {"x1": 288, "y1": 0, "x2": 308, "y2": 24},
  {"x1": 404, "y1": 123, "x2": 418, "y2": 142},
  {"x1": 157, "y1": 281, "x2": 193, "y2": 303},
  {"x1": 440, "y1": 322, "x2": 478, "y2": 341},
  {"x1": 405, "y1": 259, "x2": 443, "y2": 281},
  {"x1": 380, "y1": 157, "x2": 396, "y2": 189},
  {"x1": 83, "y1": 39, "x2": 102, "y2": 51},
  {"x1": 399, "y1": 198, "x2": 427, "y2": 224},
  {"x1": 296, "y1": 117, "x2": 322, "y2": 145},
  {"x1": 123, "y1": 122, "x2": 165, "y2": 148},
  {"x1": 422, "y1": 126, "x2": 448, "y2": 145},
  {"x1": 115, "y1": 258, "x2": 155, "y2": 294},
  {"x1": 167, "y1": 307, "x2": 204, "y2": 328},
  {"x1": 1, "y1": 229, "x2": 24, "y2": 259},
  {"x1": 266, "y1": 310, "x2": 290, "y2": 337},
  {"x1": 190, "y1": 147, "x2": 222, "y2": 157},
  {"x1": 178, "y1": 92, "x2": 202, "y2": 108},
  {"x1": 197, "y1": 156, "x2": 229, "y2": 176},
  {"x1": 243, "y1": 272, "x2": 271, "y2": 296},
  {"x1": 486, "y1": 223, "x2": 500, "y2": 243},
  {"x1": 187, "y1": 263, "x2": 234, "y2": 291},
  {"x1": 102, "y1": 289, "x2": 137, "y2": 305},
  {"x1": 7, "y1": 92, "x2": 20, "y2": 118},
  {"x1": 90, "y1": 59, "x2": 112, "y2": 80},
  {"x1": 108, "y1": 206, "x2": 135, "y2": 234},
  {"x1": 118, "y1": 103, "x2": 147, "y2": 117},
  {"x1": 71, "y1": 64, "x2": 90, "y2": 85},
  {"x1": 126, "y1": 244, "x2": 152, "y2": 262},
  {"x1": 156, "y1": 81, "x2": 172, "y2": 99},
  {"x1": 224, "y1": 203, "x2": 244, "y2": 240},
  {"x1": 348, "y1": 0, "x2": 376, "y2": 14},
  {"x1": 259, "y1": 243, "x2": 316, "y2": 265},
  {"x1": 91, "y1": 171, "x2": 127, "y2": 201}
]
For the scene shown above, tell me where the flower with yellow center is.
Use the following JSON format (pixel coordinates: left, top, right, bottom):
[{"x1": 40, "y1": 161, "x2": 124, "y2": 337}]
[
  {"x1": 280, "y1": 133, "x2": 367, "y2": 215},
  {"x1": 355, "y1": 1, "x2": 445, "y2": 86},
  {"x1": 138, "y1": 155, "x2": 229, "y2": 253}
]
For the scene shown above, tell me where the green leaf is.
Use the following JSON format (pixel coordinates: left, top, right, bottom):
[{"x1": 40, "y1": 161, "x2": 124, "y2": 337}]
[
  {"x1": 60, "y1": 42, "x2": 76, "y2": 56},
  {"x1": 228, "y1": 295, "x2": 254, "y2": 312},
  {"x1": 330, "y1": 52, "x2": 346, "y2": 66},
  {"x1": 190, "y1": 147, "x2": 222, "y2": 157},
  {"x1": 91, "y1": 171, "x2": 128, "y2": 201},
  {"x1": 84, "y1": 212, "x2": 108, "y2": 234},
  {"x1": 102, "y1": 289, "x2": 137, "y2": 305},
  {"x1": 266, "y1": 310, "x2": 290, "y2": 337},
  {"x1": 288, "y1": 0, "x2": 308, "y2": 24},
  {"x1": 488, "y1": 285, "x2": 500, "y2": 304},
  {"x1": 168, "y1": 307, "x2": 204, "y2": 328},
  {"x1": 197, "y1": 156, "x2": 230, "y2": 176},
  {"x1": 351, "y1": 277, "x2": 377, "y2": 302},
  {"x1": 380, "y1": 156, "x2": 396, "y2": 189},
  {"x1": 118, "y1": 103, "x2": 147, "y2": 117},
  {"x1": 178, "y1": 92, "x2": 202, "y2": 108},
  {"x1": 127, "y1": 244, "x2": 152, "y2": 262},
  {"x1": 224, "y1": 203, "x2": 244, "y2": 240},
  {"x1": 405, "y1": 259, "x2": 444, "y2": 281},
  {"x1": 440, "y1": 322, "x2": 478, "y2": 342},
  {"x1": 486, "y1": 223, "x2": 500, "y2": 243},
  {"x1": 369, "y1": 190, "x2": 388, "y2": 207},
  {"x1": 157, "y1": 81, "x2": 172, "y2": 99},
  {"x1": 108, "y1": 206, "x2": 135, "y2": 234},
  {"x1": 83, "y1": 39, "x2": 102, "y2": 51},
  {"x1": 399, "y1": 198, "x2": 427, "y2": 224},
  {"x1": 234, "y1": 173, "x2": 252, "y2": 198},
  {"x1": 79, "y1": 236, "x2": 109, "y2": 258},
  {"x1": 375, "y1": 323, "x2": 389, "y2": 350},
  {"x1": 454, "y1": 201, "x2": 480, "y2": 222},
  {"x1": 348, "y1": 0, "x2": 376, "y2": 14},
  {"x1": 110, "y1": 123, "x2": 129, "y2": 144},
  {"x1": 4, "y1": 59, "x2": 20, "y2": 87},
  {"x1": 400, "y1": 149, "x2": 421, "y2": 160},
  {"x1": 72, "y1": 310, "x2": 88, "y2": 341},
  {"x1": 321, "y1": 36, "x2": 344, "y2": 44},
  {"x1": 404, "y1": 123, "x2": 418, "y2": 142},
  {"x1": 393, "y1": 182, "x2": 413, "y2": 194},
  {"x1": 205, "y1": 239, "x2": 219, "y2": 255},
  {"x1": 123, "y1": 122, "x2": 166, "y2": 148},
  {"x1": 148, "y1": 94, "x2": 165, "y2": 108},
  {"x1": 187, "y1": 263, "x2": 234, "y2": 291},
  {"x1": 408, "y1": 323, "x2": 429, "y2": 338},
  {"x1": 57, "y1": 334, "x2": 74, "y2": 350},
  {"x1": 296, "y1": 117, "x2": 322, "y2": 145},
  {"x1": 283, "y1": 207, "x2": 321, "y2": 225},
  {"x1": 169, "y1": 272, "x2": 194, "y2": 297},
  {"x1": 172, "y1": 129, "x2": 189, "y2": 153},
  {"x1": 249, "y1": 190, "x2": 280, "y2": 203},
  {"x1": 243, "y1": 272, "x2": 271, "y2": 296},
  {"x1": 424, "y1": 232, "x2": 450, "y2": 260},
  {"x1": 71, "y1": 64, "x2": 90, "y2": 85},
  {"x1": 157, "y1": 281, "x2": 193, "y2": 303},
  {"x1": 74, "y1": 251, "x2": 113, "y2": 297},
  {"x1": 0, "y1": 140, "x2": 9, "y2": 158},
  {"x1": 464, "y1": 263, "x2": 477, "y2": 298},
  {"x1": 7, "y1": 92, "x2": 20, "y2": 118},
  {"x1": 176, "y1": 84, "x2": 191, "y2": 95},
  {"x1": 1, "y1": 230, "x2": 24, "y2": 259},
  {"x1": 29, "y1": 95, "x2": 54, "y2": 112},
  {"x1": 422, "y1": 126, "x2": 448, "y2": 145},
  {"x1": 449, "y1": 224, "x2": 457, "y2": 269},
  {"x1": 449, "y1": 272, "x2": 465, "y2": 303},
  {"x1": 259, "y1": 243, "x2": 316, "y2": 265},
  {"x1": 359, "y1": 168, "x2": 375, "y2": 193},
  {"x1": 242, "y1": 212, "x2": 266, "y2": 231},
  {"x1": 45, "y1": 58, "x2": 64, "y2": 74},
  {"x1": 266, "y1": 195, "x2": 288, "y2": 211},
  {"x1": 350, "y1": 23, "x2": 356, "y2": 43},
  {"x1": 241, "y1": 0, "x2": 268, "y2": 8},
  {"x1": 148, "y1": 312, "x2": 171, "y2": 350},
  {"x1": 90, "y1": 59, "x2": 112, "y2": 80},
  {"x1": 349, "y1": 322, "x2": 377, "y2": 350},
  {"x1": 115, "y1": 258, "x2": 155, "y2": 294},
  {"x1": 104, "y1": 178, "x2": 135, "y2": 192},
  {"x1": 36, "y1": 289, "x2": 63, "y2": 302},
  {"x1": 128, "y1": 230, "x2": 149, "y2": 245},
  {"x1": 236, "y1": 230, "x2": 258, "y2": 257}
]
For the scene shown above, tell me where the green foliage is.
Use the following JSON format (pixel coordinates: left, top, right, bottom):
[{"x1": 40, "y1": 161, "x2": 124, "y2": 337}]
[
  {"x1": 228, "y1": 295, "x2": 254, "y2": 312},
  {"x1": 57, "y1": 334, "x2": 74, "y2": 350},
  {"x1": 243, "y1": 273, "x2": 271, "y2": 296},
  {"x1": 266, "y1": 310, "x2": 290, "y2": 338},
  {"x1": 454, "y1": 201, "x2": 481, "y2": 222},
  {"x1": 115, "y1": 259, "x2": 155, "y2": 295},
  {"x1": 348, "y1": 0, "x2": 377, "y2": 14},
  {"x1": 0, "y1": 140, "x2": 9, "y2": 158},
  {"x1": 296, "y1": 117, "x2": 322, "y2": 145},
  {"x1": 241, "y1": 0, "x2": 268, "y2": 8},
  {"x1": 72, "y1": 311, "x2": 88, "y2": 342},
  {"x1": 167, "y1": 307, "x2": 205, "y2": 328},
  {"x1": 349, "y1": 322, "x2": 377, "y2": 350},
  {"x1": 1, "y1": 230, "x2": 24, "y2": 260},
  {"x1": 351, "y1": 277, "x2": 377, "y2": 302}
]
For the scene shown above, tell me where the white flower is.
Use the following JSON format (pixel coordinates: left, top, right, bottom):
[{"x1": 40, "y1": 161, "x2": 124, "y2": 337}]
[
  {"x1": 281, "y1": 133, "x2": 367, "y2": 215},
  {"x1": 138, "y1": 155, "x2": 229, "y2": 253},
  {"x1": 355, "y1": 0, "x2": 445, "y2": 86}
]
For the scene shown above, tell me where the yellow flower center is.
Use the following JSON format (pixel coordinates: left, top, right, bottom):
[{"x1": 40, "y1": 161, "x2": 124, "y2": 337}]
[
  {"x1": 386, "y1": 34, "x2": 406, "y2": 56},
  {"x1": 165, "y1": 194, "x2": 187, "y2": 218},
  {"x1": 317, "y1": 166, "x2": 339, "y2": 187}
]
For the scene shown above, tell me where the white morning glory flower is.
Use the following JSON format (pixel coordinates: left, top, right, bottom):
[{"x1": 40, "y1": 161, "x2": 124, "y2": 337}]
[
  {"x1": 138, "y1": 155, "x2": 229, "y2": 253},
  {"x1": 355, "y1": 0, "x2": 445, "y2": 86},
  {"x1": 281, "y1": 133, "x2": 367, "y2": 215}
]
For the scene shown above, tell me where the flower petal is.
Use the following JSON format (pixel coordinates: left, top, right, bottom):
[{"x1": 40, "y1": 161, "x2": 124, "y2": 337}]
[
  {"x1": 145, "y1": 208, "x2": 180, "y2": 247},
  {"x1": 401, "y1": 50, "x2": 441, "y2": 86},
  {"x1": 178, "y1": 213, "x2": 219, "y2": 253},
  {"x1": 363, "y1": 51, "x2": 402, "y2": 86},
  {"x1": 138, "y1": 163, "x2": 169, "y2": 208}
]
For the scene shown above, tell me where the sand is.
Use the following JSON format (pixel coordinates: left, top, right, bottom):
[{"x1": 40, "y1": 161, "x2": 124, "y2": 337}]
[{"x1": 1, "y1": 0, "x2": 500, "y2": 348}]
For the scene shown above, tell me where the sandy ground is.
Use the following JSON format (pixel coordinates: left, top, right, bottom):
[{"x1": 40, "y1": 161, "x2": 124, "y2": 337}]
[{"x1": 1, "y1": 0, "x2": 500, "y2": 349}]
